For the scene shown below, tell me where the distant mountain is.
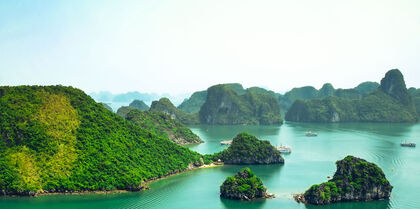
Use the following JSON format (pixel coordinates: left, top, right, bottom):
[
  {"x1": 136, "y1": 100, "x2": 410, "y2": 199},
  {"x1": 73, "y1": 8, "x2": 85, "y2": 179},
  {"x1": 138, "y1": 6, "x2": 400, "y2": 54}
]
[
  {"x1": 129, "y1": 100, "x2": 149, "y2": 111},
  {"x1": 285, "y1": 69, "x2": 418, "y2": 123},
  {"x1": 124, "y1": 109, "x2": 203, "y2": 145},
  {"x1": 279, "y1": 82, "x2": 379, "y2": 112},
  {"x1": 178, "y1": 90, "x2": 207, "y2": 113},
  {"x1": 89, "y1": 91, "x2": 188, "y2": 110},
  {"x1": 0, "y1": 86, "x2": 202, "y2": 196},
  {"x1": 199, "y1": 84, "x2": 282, "y2": 125},
  {"x1": 150, "y1": 98, "x2": 200, "y2": 125}
]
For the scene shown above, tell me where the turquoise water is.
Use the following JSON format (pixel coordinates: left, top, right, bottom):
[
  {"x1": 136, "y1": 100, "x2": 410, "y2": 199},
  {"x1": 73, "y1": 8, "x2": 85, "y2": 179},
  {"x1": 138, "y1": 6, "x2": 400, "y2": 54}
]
[{"x1": 1, "y1": 122, "x2": 419, "y2": 209}]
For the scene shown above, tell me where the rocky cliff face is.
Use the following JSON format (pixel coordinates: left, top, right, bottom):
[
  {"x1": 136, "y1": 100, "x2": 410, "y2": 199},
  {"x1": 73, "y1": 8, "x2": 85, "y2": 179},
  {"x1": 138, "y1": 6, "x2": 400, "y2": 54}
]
[
  {"x1": 299, "y1": 156, "x2": 392, "y2": 205},
  {"x1": 220, "y1": 168, "x2": 271, "y2": 200},
  {"x1": 380, "y1": 69, "x2": 410, "y2": 105},
  {"x1": 214, "y1": 132, "x2": 284, "y2": 164},
  {"x1": 199, "y1": 85, "x2": 282, "y2": 125}
]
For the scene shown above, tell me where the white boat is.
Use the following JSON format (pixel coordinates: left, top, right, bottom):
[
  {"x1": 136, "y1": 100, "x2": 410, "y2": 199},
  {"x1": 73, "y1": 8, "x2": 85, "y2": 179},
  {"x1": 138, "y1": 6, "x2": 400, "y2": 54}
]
[
  {"x1": 277, "y1": 145, "x2": 292, "y2": 153},
  {"x1": 220, "y1": 140, "x2": 232, "y2": 145},
  {"x1": 400, "y1": 142, "x2": 416, "y2": 147},
  {"x1": 306, "y1": 131, "x2": 318, "y2": 136}
]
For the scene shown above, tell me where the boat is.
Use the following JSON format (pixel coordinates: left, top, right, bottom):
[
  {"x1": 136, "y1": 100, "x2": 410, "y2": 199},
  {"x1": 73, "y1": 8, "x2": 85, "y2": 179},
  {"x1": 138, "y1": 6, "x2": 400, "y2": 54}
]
[
  {"x1": 306, "y1": 131, "x2": 318, "y2": 136},
  {"x1": 220, "y1": 140, "x2": 232, "y2": 145},
  {"x1": 277, "y1": 145, "x2": 292, "y2": 153},
  {"x1": 400, "y1": 142, "x2": 416, "y2": 147}
]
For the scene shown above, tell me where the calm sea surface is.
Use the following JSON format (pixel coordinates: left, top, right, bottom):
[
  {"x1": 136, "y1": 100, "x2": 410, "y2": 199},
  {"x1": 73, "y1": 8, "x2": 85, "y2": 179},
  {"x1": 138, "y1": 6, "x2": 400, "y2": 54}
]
[{"x1": 1, "y1": 122, "x2": 419, "y2": 209}]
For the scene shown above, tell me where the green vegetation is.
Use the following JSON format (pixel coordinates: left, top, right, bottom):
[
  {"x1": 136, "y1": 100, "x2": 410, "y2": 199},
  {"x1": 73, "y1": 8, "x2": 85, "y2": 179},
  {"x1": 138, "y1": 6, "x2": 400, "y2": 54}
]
[
  {"x1": 116, "y1": 106, "x2": 134, "y2": 118},
  {"x1": 220, "y1": 167, "x2": 268, "y2": 200},
  {"x1": 124, "y1": 109, "x2": 203, "y2": 145},
  {"x1": 178, "y1": 90, "x2": 207, "y2": 113},
  {"x1": 129, "y1": 100, "x2": 149, "y2": 111},
  {"x1": 210, "y1": 132, "x2": 284, "y2": 164},
  {"x1": 303, "y1": 156, "x2": 392, "y2": 205},
  {"x1": 286, "y1": 69, "x2": 418, "y2": 123},
  {"x1": 100, "y1": 103, "x2": 113, "y2": 112},
  {"x1": 408, "y1": 87, "x2": 420, "y2": 117},
  {"x1": 199, "y1": 85, "x2": 282, "y2": 125},
  {"x1": 279, "y1": 82, "x2": 379, "y2": 112},
  {"x1": 0, "y1": 86, "x2": 203, "y2": 195},
  {"x1": 150, "y1": 98, "x2": 199, "y2": 125}
]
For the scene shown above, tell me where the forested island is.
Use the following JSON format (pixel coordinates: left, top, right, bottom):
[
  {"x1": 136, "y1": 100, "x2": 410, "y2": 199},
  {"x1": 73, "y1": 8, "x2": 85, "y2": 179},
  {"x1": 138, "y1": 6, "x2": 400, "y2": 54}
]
[
  {"x1": 220, "y1": 167, "x2": 272, "y2": 200},
  {"x1": 286, "y1": 69, "x2": 419, "y2": 122},
  {"x1": 0, "y1": 86, "x2": 204, "y2": 196},
  {"x1": 295, "y1": 156, "x2": 392, "y2": 205},
  {"x1": 207, "y1": 132, "x2": 284, "y2": 164}
]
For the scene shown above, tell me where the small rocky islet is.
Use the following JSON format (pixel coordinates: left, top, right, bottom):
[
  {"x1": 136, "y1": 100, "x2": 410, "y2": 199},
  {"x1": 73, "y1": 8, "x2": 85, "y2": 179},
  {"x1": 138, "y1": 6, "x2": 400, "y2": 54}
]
[
  {"x1": 295, "y1": 156, "x2": 393, "y2": 205},
  {"x1": 208, "y1": 132, "x2": 284, "y2": 165},
  {"x1": 220, "y1": 167, "x2": 274, "y2": 200}
]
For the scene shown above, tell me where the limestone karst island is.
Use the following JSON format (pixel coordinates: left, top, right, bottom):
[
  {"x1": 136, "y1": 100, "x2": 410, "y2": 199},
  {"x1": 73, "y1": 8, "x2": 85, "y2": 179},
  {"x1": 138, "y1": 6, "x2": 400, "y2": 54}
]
[{"x1": 1, "y1": 1, "x2": 419, "y2": 209}]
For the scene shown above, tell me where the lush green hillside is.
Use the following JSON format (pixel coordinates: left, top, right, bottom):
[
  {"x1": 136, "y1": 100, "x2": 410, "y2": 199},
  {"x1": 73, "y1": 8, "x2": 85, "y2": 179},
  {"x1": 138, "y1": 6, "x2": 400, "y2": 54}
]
[
  {"x1": 124, "y1": 109, "x2": 203, "y2": 145},
  {"x1": 129, "y1": 100, "x2": 149, "y2": 111},
  {"x1": 210, "y1": 132, "x2": 284, "y2": 164},
  {"x1": 150, "y1": 98, "x2": 199, "y2": 125},
  {"x1": 220, "y1": 167, "x2": 269, "y2": 200},
  {"x1": 100, "y1": 103, "x2": 113, "y2": 112},
  {"x1": 199, "y1": 85, "x2": 282, "y2": 125},
  {"x1": 285, "y1": 69, "x2": 418, "y2": 123},
  {"x1": 301, "y1": 156, "x2": 392, "y2": 205},
  {"x1": 0, "y1": 86, "x2": 203, "y2": 195},
  {"x1": 178, "y1": 90, "x2": 207, "y2": 114}
]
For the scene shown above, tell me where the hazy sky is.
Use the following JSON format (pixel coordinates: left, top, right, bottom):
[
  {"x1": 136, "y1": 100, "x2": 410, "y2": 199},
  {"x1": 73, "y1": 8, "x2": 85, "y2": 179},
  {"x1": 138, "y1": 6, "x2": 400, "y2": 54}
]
[{"x1": 1, "y1": 0, "x2": 419, "y2": 94}]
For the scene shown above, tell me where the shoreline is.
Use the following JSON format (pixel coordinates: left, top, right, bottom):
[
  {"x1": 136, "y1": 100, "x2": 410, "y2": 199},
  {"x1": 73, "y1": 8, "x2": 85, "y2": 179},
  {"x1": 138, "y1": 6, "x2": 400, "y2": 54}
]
[{"x1": 3, "y1": 163, "x2": 223, "y2": 198}]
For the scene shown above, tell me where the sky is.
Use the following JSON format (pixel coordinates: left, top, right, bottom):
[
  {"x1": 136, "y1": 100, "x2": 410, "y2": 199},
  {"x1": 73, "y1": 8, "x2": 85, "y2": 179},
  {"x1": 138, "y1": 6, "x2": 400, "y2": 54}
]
[{"x1": 1, "y1": 0, "x2": 419, "y2": 95}]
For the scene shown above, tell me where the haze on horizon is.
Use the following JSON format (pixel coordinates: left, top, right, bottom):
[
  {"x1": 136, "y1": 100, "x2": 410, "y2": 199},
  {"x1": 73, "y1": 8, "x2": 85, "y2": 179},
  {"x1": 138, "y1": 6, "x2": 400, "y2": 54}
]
[{"x1": 1, "y1": 0, "x2": 419, "y2": 95}]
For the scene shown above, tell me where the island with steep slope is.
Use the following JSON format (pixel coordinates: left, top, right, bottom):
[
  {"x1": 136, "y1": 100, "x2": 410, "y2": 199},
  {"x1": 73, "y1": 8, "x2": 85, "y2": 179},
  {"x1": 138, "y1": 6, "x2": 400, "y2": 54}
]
[
  {"x1": 210, "y1": 132, "x2": 284, "y2": 164},
  {"x1": 0, "y1": 85, "x2": 204, "y2": 196},
  {"x1": 150, "y1": 98, "x2": 200, "y2": 125},
  {"x1": 199, "y1": 85, "x2": 282, "y2": 125},
  {"x1": 286, "y1": 69, "x2": 418, "y2": 122},
  {"x1": 220, "y1": 167, "x2": 273, "y2": 200},
  {"x1": 295, "y1": 156, "x2": 392, "y2": 205}
]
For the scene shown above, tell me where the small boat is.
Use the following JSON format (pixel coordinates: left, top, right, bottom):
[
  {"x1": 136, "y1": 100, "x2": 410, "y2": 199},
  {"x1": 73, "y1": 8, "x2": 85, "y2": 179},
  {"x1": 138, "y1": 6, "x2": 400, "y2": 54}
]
[
  {"x1": 400, "y1": 142, "x2": 416, "y2": 147},
  {"x1": 220, "y1": 140, "x2": 232, "y2": 145},
  {"x1": 277, "y1": 145, "x2": 292, "y2": 153},
  {"x1": 306, "y1": 131, "x2": 318, "y2": 136}
]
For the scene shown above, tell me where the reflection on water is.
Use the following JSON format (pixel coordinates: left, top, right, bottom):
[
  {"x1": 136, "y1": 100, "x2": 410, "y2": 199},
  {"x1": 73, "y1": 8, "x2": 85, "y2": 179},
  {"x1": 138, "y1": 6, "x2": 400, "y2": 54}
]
[{"x1": 1, "y1": 123, "x2": 419, "y2": 209}]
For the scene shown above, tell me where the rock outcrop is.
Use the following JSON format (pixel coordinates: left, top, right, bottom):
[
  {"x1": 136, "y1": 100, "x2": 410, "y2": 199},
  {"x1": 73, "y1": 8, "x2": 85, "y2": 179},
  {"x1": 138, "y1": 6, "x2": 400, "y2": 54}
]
[
  {"x1": 297, "y1": 156, "x2": 392, "y2": 205},
  {"x1": 213, "y1": 132, "x2": 284, "y2": 164},
  {"x1": 199, "y1": 85, "x2": 282, "y2": 125},
  {"x1": 220, "y1": 168, "x2": 272, "y2": 200}
]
